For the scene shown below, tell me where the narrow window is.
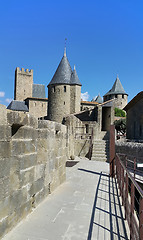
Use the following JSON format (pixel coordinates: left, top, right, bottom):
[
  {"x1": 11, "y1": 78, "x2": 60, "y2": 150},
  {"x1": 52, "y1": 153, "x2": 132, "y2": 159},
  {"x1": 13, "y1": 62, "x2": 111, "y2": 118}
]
[
  {"x1": 115, "y1": 94, "x2": 117, "y2": 98},
  {"x1": 64, "y1": 101, "x2": 65, "y2": 105},
  {"x1": 64, "y1": 86, "x2": 66, "y2": 92},
  {"x1": 34, "y1": 102, "x2": 36, "y2": 106},
  {"x1": 122, "y1": 94, "x2": 124, "y2": 99},
  {"x1": 85, "y1": 124, "x2": 89, "y2": 134},
  {"x1": 53, "y1": 86, "x2": 55, "y2": 92}
]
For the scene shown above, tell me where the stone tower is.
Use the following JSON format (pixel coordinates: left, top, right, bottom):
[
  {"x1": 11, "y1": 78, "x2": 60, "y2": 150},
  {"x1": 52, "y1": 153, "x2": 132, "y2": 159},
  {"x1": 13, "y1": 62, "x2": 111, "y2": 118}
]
[
  {"x1": 14, "y1": 67, "x2": 33, "y2": 101},
  {"x1": 47, "y1": 49, "x2": 82, "y2": 123},
  {"x1": 103, "y1": 76, "x2": 128, "y2": 109},
  {"x1": 70, "y1": 65, "x2": 81, "y2": 114}
]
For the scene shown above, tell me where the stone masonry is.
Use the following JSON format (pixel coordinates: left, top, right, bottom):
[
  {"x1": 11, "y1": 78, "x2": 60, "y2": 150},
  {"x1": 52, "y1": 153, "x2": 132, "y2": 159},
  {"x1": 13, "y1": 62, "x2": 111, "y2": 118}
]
[
  {"x1": 14, "y1": 67, "x2": 33, "y2": 101},
  {"x1": 0, "y1": 104, "x2": 67, "y2": 239}
]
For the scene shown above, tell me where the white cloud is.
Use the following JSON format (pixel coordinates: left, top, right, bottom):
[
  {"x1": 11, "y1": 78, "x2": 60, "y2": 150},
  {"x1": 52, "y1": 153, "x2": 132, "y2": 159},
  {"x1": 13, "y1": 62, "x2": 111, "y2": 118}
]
[
  {"x1": 81, "y1": 92, "x2": 90, "y2": 101},
  {"x1": 5, "y1": 98, "x2": 12, "y2": 103},
  {"x1": 0, "y1": 92, "x2": 5, "y2": 97}
]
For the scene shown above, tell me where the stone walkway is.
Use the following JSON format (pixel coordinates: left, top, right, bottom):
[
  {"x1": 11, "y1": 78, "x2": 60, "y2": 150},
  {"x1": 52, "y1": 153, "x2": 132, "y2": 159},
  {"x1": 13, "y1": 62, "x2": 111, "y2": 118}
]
[{"x1": 3, "y1": 158, "x2": 129, "y2": 240}]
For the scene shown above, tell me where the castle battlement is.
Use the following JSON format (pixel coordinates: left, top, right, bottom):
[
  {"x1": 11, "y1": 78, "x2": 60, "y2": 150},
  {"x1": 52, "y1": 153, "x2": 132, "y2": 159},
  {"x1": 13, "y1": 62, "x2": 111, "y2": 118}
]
[{"x1": 16, "y1": 67, "x2": 33, "y2": 74}]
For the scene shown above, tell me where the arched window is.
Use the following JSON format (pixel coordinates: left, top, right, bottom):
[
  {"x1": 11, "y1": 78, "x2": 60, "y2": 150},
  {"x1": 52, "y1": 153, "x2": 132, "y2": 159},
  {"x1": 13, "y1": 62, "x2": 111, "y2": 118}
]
[{"x1": 64, "y1": 86, "x2": 66, "y2": 92}]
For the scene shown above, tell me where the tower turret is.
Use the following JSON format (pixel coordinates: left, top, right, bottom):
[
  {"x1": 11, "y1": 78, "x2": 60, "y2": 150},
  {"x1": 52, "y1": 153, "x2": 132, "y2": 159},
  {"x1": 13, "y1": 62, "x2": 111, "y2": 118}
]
[
  {"x1": 47, "y1": 49, "x2": 82, "y2": 123},
  {"x1": 47, "y1": 49, "x2": 72, "y2": 123},
  {"x1": 103, "y1": 76, "x2": 128, "y2": 109},
  {"x1": 70, "y1": 65, "x2": 82, "y2": 113}
]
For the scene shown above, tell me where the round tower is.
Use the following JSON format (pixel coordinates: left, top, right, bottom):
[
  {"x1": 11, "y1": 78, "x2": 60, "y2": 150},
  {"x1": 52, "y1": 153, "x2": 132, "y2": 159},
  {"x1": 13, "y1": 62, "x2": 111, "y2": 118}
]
[
  {"x1": 47, "y1": 49, "x2": 72, "y2": 123},
  {"x1": 47, "y1": 49, "x2": 82, "y2": 123},
  {"x1": 103, "y1": 76, "x2": 128, "y2": 109}
]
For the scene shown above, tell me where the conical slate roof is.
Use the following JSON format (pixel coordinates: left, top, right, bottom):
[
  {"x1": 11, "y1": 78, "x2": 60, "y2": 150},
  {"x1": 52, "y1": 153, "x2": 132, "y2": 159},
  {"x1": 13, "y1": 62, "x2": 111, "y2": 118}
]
[
  {"x1": 70, "y1": 65, "x2": 82, "y2": 86},
  {"x1": 93, "y1": 94, "x2": 103, "y2": 103},
  {"x1": 48, "y1": 51, "x2": 72, "y2": 86},
  {"x1": 104, "y1": 76, "x2": 128, "y2": 96}
]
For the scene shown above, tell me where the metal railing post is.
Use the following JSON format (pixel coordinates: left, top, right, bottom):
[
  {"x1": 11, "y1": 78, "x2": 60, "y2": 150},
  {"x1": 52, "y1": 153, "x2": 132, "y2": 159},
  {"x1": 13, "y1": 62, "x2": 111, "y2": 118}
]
[
  {"x1": 139, "y1": 198, "x2": 143, "y2": 240},
  {"x1": 134, "y1": 157, "x2": 136, "y2": 179},
  {"x1": 110, "y1": 125, "x2": 115, "y2": 177},
  {"x1": 130, "y1": 182, "x2": 135, "y2": 239},
  {"x1": 121, "y1": 167, "x2": 124, "y2": 206},
  {"x1": 125, "y1": 171, "x2": 128, "y2": 220}
]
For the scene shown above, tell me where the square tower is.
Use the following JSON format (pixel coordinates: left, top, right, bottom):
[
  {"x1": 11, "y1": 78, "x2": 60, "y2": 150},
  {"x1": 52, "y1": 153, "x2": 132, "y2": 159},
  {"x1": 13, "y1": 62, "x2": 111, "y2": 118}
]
[{"x1": 14, "y1": 67, "x2": 33, "y2": 101}]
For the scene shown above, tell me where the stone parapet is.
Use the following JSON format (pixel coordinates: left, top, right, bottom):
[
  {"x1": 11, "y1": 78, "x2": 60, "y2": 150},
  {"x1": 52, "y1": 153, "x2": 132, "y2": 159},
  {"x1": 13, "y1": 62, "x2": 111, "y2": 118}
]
[{"x1": 0, "y1": 108, "x2": 67, "y2": 239}]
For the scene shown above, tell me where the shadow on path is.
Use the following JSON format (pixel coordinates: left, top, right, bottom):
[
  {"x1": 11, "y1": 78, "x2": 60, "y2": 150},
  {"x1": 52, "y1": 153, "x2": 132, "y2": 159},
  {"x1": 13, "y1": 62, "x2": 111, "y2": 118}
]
[{"x1": 78, "y1": 168, "x2": 129, "y2": 240}]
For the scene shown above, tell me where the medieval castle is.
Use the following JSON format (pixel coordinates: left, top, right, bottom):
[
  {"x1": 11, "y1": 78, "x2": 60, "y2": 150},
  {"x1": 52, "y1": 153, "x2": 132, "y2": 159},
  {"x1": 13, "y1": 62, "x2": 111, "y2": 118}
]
[
  {"x1": 3, "y1": 47, "x2": 143, "y2": 240},
  {"x1": 7, "y1": 47, "x2": 128, "y2": 123}
]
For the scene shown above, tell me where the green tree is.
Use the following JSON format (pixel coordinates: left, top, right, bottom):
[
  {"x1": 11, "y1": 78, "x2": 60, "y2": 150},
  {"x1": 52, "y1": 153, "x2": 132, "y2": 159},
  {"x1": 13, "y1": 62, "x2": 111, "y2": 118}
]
[{"x1": 114, "y1": 107, "x2": 126, "y2": 117}]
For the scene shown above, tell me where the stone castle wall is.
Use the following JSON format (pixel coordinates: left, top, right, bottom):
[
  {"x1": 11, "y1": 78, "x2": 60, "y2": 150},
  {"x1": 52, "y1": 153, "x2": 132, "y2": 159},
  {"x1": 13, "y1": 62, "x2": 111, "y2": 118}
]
[
  {"x1": 25, "y1": 99, "x2": 48, "y2": 119},
  {"x1": 48, "y1": 85, "x2": 71, "y2": 123},
  {"x1": 126, "y1": 97, "x2": 143, "y2": 140},
  {"x1": 116, "y1": 140, "x2": 143, "y2": 163},
  {"x1": 48, "y1": 85, "x2": 81, "y2": 123},
  {"x1": 114, "y1": 94, "x2": 128, "y2": 109},
  {"x1": 70, "y1": 85, "x2": 81, "y2": 114},
  {"x1": 0, "y1": 105, "x2": 67, "y2": 239},
  {"x1": 104, "y1": 94, "x2": 128, "y2": 110},
  {"x1": 14, "y1": 67, "x2": 33, "y2": 101}
]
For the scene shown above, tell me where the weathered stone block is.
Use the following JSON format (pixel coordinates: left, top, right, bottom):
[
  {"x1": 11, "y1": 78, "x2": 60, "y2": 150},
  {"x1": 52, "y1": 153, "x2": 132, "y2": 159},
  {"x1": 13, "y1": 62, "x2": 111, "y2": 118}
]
[
  {"x1": 0, "y1": 158, "x2": 10, "y2": 178},
  {"x1": 0, "y1": 177, "x2": 10, "y2": 201},
  {"x1": 0, "y1": 125, "x2": 11, "y2": 140},
  {"x1": 38, "y1": 120, "x2": 52, "y2": 129},
  {"x1": 9, "y1": 189, "x2": 27, "y2": 214},
  {"x1": 29, "y1": 178, "x2": 44, "y2": 197},
  {"x1": 0, "y1": 216, "x2": 9, "y2": 239},
  {"x1": 19, "y1": 153, "x2": 37, "y2": 170},
  {"x1": 12, "y1": 126, "x2": 37, "y2": 140},
  {"x1": 0, "y1": 196, "x2": 9, "y2": 220},
  {"x1": 9, "y1": 156, "x2": 20, "y2": 174},
  {"x1": 20, "y1": 166, "x2": 35, "y2": 187},
  {"x1": 7, "y1": 111, "x2": 38, "y2": 128},
  {"x1": 10, "y1": 170, "x2": 20, "y2": 192},
  {"x1": 55, "y1": 157, "x2": 60, "y2": 169},
  {"x1": 37, "y1": 129, "x2": 49, "y2": 139},
  {"x1": 34, "y1": 164, "x2": 45, "y2": 181},
  {"x1": 11, "y1": 139, "x2": 37, "y2": 156},
  {"x1": 34, "y1": 188, "x2": 45, "y2": 206},
  {"x1": 60, "y1": 172, "x2": 66, "y2": 184},
  {"x1": 0, "y1": 141, "x2": 11, "y2": 158},
  {"x1": 15, "y1": 200, "x2": 32, "y2": 221},
  {"x1": 37, "y1": 150, "x2": 49, "y2": 164},
  {"x1": 0, "y1": 104, "x2": 7, "y2": 124}
]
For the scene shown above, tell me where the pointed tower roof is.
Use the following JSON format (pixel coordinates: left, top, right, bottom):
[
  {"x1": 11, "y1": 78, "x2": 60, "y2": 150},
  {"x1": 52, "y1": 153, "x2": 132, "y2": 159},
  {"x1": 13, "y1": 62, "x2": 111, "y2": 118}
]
[
  {"x1": 48, "y1": 50, "x2": 72, "y2": 86},
  {"x1": 104, "y1": 76, "x2": 128, "y2": 96},
  {"x1": 93, "y1": 94, "x2": 103, "y2": 103},
  {"x1": 70, "y1": 65, "x2": 82, "y2": 86}
]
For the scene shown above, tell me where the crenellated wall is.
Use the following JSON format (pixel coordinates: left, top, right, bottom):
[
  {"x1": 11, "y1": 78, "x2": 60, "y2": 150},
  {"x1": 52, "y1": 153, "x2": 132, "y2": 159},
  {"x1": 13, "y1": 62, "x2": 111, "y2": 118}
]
[{"x1": 0, "y1": 105, "x2": 67, "y2": 239}]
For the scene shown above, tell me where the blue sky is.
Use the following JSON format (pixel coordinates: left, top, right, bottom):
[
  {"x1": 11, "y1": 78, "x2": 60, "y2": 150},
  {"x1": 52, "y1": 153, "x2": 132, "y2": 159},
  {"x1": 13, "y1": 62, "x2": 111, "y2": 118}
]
[{"x1": 0, "y1": 0, "x2": 143, "y2": 105}]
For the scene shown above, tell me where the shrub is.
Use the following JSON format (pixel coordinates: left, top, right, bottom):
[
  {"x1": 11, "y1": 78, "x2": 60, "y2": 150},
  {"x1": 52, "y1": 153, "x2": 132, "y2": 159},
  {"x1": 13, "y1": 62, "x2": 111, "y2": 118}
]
[
  {"x1": 114, "y1": 107, "x2": 126, "y2": 117},
  {"x1": 114, "y1": 118, "x2": 126, "y2": 135}
]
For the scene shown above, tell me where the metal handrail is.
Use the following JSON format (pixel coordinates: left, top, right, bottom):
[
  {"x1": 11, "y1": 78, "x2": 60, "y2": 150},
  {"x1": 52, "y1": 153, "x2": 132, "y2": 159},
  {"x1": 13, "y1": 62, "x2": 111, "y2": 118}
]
[
  {"x1": 115, "y1": 153, "x2": 143, "y2": 240},
  {"x1": 116, "y1": 153, "x2": 143, "y2": 197}
]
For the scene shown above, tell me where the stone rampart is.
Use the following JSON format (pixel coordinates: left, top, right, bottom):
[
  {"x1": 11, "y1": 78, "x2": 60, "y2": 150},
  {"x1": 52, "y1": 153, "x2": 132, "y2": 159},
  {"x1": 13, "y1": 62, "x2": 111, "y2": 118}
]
[
  {"x1": 0, "y1": 106, "x2": 67, "y2": 239},
  {"x1": 116, "y1": 140, "x2": 143, "y2": 162}
]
